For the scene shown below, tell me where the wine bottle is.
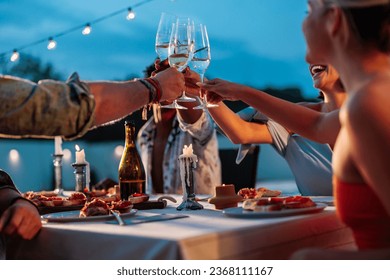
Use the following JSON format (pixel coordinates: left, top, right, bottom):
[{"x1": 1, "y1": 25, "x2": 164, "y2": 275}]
[{"x1": 118, "y1": 121, "x2": 146, "y2": 201}]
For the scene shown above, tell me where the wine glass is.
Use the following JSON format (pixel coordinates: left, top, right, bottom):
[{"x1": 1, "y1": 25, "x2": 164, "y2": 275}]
[
  {"x1": 161, "y1": 17, "x2": 195, "y2": 109},
  {"x1": 155, "y1": 12, "x2": 177, "y2": 61},
  {"x1": 191, "y1": 24, "x2": 218, "y2": 110}
]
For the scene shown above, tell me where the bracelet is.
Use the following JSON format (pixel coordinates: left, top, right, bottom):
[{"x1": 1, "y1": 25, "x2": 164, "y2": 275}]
[
  {"x1": 138, "y1": 79, "x2": 155, "y2": 104},
  {"x1": 138, "y1": 78, "x2": 163, "y2": 121},
  {"x1": 145, "y1": 77, "x2": 162, "y2": 103}
]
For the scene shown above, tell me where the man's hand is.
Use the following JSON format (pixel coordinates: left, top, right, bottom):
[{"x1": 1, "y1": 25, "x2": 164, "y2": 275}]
[{"x1": 0, "y1": 199, "x2": 41, "y2": 240}]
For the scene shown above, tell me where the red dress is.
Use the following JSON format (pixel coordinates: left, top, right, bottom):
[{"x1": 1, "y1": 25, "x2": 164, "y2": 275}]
[{"x1": 334, "y1": 177, "x2": 390, "y2": 249}]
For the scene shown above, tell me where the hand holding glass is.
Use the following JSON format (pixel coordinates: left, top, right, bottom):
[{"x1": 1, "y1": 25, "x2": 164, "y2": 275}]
[
  {"x1": 190, "y1": 24, "x2": 218, "y2": 110},
  {"x1": 162, "y1": 17, "x2": 196, "y2": 109}
]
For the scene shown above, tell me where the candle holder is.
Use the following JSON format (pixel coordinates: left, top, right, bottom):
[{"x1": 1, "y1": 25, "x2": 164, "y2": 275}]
[
  {"x1": 176, "y1": 157, "x2": 203, "y2": 211},
  {"x1": 52, "y1": 154, "x2": 64, "y2": 195},
  {"x1": 72, "y1": 163, "x2": 87, "y2": 192}
]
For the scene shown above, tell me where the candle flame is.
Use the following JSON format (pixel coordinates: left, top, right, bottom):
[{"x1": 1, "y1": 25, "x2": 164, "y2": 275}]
[{"x1": 75, "y1": 144, "x2": 81, "y2": 152}]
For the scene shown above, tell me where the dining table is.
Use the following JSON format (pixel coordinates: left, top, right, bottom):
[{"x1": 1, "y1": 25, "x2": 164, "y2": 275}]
[{"x1": 7, "y1": 194, "x2": 356, "y2": 260}]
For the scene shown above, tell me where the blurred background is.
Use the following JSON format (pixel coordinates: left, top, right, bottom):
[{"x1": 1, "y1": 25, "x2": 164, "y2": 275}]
[{"x1": 0, "y1": 0, "x2": 316, "y2": 192}]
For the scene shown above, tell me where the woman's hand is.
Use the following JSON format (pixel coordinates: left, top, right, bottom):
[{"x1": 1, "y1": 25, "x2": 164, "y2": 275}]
[
  {"x1": 183, "y1": 68, "x2": 202, "y2": 97},
  {"x1": 197, "y1": 78, "x2": 242, "y2": 103},
  {"x1": 0, "y1": 199, "x2": 42, "y2": 240}
]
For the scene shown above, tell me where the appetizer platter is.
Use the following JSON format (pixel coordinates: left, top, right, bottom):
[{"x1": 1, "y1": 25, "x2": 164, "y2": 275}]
[{"x1": 223, "y1": 196, "x2": 327, "y2": 218}]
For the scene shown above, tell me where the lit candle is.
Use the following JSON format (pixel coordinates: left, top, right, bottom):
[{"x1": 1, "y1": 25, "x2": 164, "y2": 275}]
[
  {"x1": 75, "y1": 144, "x2": 90, "y2": 189},
  {"x1": 54, "y1": 136, "x2": 63, "y2": 155},
  {"x1": 75, "y1": 145, "x2": 86, "y2": 164},
  {"x1": 181, "y1": 144, "x2": 197, "y2": 159}
]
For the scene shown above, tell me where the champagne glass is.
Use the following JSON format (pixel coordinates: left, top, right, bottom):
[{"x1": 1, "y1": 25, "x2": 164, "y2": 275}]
[
  {"x1": 155, "y1": 12, "x2": 177, "y2": 61},
  {"x1": 191, "y1": 24, "x2": 218, "y2": 110},
  {"x1": 161, "y1": 17, "x2": 195, "y2": 109}
]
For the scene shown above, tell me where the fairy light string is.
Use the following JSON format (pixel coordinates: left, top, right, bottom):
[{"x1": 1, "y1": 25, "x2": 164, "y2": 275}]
[{"x1": 0, "y1": 0, "x2": 158, "y2": 62}]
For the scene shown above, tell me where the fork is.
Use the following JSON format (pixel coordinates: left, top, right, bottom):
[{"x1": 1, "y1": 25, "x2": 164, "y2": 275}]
[{"x1": 110, "y1": 209, "x2": 125, "y2": 226}]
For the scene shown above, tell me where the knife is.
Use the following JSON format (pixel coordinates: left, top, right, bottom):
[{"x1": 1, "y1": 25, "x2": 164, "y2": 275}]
[{"x1": 106, "y1": 213, "x2": 188, "y2": 225}]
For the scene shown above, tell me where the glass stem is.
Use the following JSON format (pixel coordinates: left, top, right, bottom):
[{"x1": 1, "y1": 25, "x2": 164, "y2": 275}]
[{"x1": 199, "y1": 73, "x2": 206, "y2": 103}]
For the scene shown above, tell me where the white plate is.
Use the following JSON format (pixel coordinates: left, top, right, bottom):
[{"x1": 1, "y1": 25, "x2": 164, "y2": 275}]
[
  {"x1": 41, "y1": 209, "x2": 137, "y2": 223},
  {"x1": 222, "y1": 203, "x2": 327, "y2": 218}
]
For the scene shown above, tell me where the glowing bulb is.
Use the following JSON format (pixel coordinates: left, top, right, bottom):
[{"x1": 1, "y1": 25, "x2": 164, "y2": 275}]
[
  {"x1": 63, "y1": 149, "x2": 72, "y2": 161},
  {"x1": 47, "y1": 37, "x2": 57, "y2": 50},
  {"x1": 9, "y1": 149, "x2": 20, "y2": 163},
  {"x1": 114, "y1": 145, "x2": 124, "y2": 157},
  {"x1": 126, "y1": 8, "x2": 136, "y2": 20},
  {"x1": 10, "y1": 49, "x2": 19, "y2": 62},
  {"x1": 82, "y1": 23, "x2": 92, "y2": 35}
]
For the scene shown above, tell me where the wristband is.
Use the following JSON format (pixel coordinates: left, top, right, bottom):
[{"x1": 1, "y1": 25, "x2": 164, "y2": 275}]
[
  {"x1": 145, "y1": 77, "x2": 162, "y2": 103},
  {"x1": 138, "y1": 79, "x2": 155, "y2": 103}
]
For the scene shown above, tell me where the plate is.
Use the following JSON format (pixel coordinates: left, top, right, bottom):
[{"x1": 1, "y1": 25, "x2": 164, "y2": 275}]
[
  {"x1": 41, "y1": 209, "x2": 137, "y2": 223},
  {"x1": 222, "y1": 203, "x2": 327, "y2": 218}
]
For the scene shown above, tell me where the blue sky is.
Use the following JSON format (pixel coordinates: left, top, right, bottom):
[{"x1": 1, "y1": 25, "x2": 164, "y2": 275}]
[{"x1": 0, "y1": 0, "x2": 316, "y2": 97}]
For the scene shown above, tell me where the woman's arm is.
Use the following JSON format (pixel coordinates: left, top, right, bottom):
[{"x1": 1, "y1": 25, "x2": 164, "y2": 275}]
[
  {"x1": 208, "y1": 102, "x2": 273, "y2": 145},
  {"x1": 200, "y1": 79, "x2": 340, "y2": 146}
]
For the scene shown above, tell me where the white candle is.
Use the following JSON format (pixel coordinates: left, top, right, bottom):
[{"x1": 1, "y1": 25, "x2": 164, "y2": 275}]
[
  {"x1": 75, "y1": 145, "x2": 86, "y2": 164},
  {"x1": 54, "y1": 136, "x2": 63, "y2": 155},
  {"x1": 74, "y1": 145, "x2": 90, "y2": 190}
]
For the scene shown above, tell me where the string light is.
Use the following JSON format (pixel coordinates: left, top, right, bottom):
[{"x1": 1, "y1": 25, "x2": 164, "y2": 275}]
[
  {"x1": 126, "y1": 8, "x2": 136, "y2": 20},
  {"x1": 47, "y1": 37, "x2": 57, "y2": 50},
  {"x1": 0, "y1": 0, "x2": 158, "y2": 61},
  {"x1": 82, "y1": 23, "x2": 92, "y2": 35},
  {"x1": 10, "y1": 49, "x2": 19, "y2": 62}
]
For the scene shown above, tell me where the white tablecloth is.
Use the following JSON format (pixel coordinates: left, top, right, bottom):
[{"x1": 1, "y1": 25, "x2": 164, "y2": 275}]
[{"x1": 7, "y1": 195, "x2": 356, "y2": 260}]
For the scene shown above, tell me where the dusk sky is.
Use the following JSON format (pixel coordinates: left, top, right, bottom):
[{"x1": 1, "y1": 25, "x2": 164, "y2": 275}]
[{"x1": 0, "y1": 0, "x2": 315, "y2": 97}]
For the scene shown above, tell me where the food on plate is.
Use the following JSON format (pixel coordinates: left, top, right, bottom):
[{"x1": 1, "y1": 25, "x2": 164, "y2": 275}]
[
  {"x1": 128, "y1": 193, "x2": 149, "y2": 204},
  {"x1": 67, "y1": 192, "x2": 87, "y2": 206},
  {"x1": 84, "y1": 189, "x2": 107, "y2": 198},
  {"x1": 242, "y1": 196, "x2": 316, "y2": 212},
  {"x1": 237, "y1": 187, "x2": 281, "y2": 199},
  {"x1": 79, "y1": 198, "x2": 110, "y2": 217},
  {"x1": 110, "y1": 200, "x2": 133, "y2": 213},
  {"x1": 284, "y1": 196, "x2": 316, "y2": 209},
  {"x1": 257, "y1": 187, "x2": 282, "y2": 197},
  {"x1": 40, "y1": 196, "x2": 67, "y2": 207}
]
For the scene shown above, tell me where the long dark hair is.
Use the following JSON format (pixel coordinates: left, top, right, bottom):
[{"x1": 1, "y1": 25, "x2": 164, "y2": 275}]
[{"x1": 343, "y1": 4, "x2": 390, "y2": 53}]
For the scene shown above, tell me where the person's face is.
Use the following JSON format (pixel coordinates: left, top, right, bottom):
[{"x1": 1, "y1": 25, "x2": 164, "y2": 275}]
[
  {"x1": 302, "y1": 0, "x2": 332, "y2": 65},
  {"x1": 309, "y1": 64, "x2": 341, "y2": 91}
]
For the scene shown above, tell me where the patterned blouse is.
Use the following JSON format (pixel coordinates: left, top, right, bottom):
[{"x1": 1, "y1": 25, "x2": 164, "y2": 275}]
[{"x1": 137, "y1": 112, "x2": 221, "y2": 195}]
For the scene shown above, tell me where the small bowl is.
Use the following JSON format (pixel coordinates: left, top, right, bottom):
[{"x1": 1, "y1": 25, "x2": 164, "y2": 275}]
[{"x1": 208, "y1": 184, "x2": 243, "y2": 210}]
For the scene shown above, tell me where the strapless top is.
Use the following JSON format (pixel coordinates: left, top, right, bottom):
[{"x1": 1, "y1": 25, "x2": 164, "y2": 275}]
[{"x1": 334, "y1": 177, "x2": 390, "y2": 249}]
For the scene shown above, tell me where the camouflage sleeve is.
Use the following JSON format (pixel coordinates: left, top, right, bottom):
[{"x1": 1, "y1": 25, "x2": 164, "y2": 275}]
[{"x1": 0, "y1": 72, "x2": 95, "y2": 140}]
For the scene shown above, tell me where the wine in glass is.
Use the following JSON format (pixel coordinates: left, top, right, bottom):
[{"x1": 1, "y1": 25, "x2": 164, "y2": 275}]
[
  {"x1": 155, "y1": 12, "x2": 177, "y2": 61},
  {"x1": 191, "y1": 24, "x2": 218, "y2": 110},
  {"x1": 162, "y1": 17, "x2": 196, "y2": 109}
]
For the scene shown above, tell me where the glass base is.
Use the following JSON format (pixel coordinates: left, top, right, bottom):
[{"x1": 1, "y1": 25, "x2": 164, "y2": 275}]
[
  {"x1": 160, "y1": 101, "x2": 188, "y2": 110},
  {"x1": 176, "y1": 198, "x2": 204, "y2": 211},
  {"x1": 193, "y1": 103, "x2": 219, "y2": 110},
  {"x1": 177, "y1": 93, "x2": 196, "y2": 102}
]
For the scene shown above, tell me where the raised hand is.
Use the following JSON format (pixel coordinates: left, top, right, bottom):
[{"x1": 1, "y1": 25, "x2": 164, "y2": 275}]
[
  {"x1": 197, "y1": 78, "x2": 242, "y2": 103},
  {"x1": 154, "y1": 67, "x2": 185, "y2": 102}
]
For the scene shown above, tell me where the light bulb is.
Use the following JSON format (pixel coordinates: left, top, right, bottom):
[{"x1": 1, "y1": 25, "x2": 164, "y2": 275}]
[
  {"x1": 47, "y1": 37, "x2": 57, "y2": 50},
  {"x1": 82, "y1": 23, "x2": 92, "y2": 35},
  {"x1": 126, "y1": 8, "x2": 136, "y2": 20},
  {"x1": 10, "y1": 49, "x2": 19, "y2": 62}
]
